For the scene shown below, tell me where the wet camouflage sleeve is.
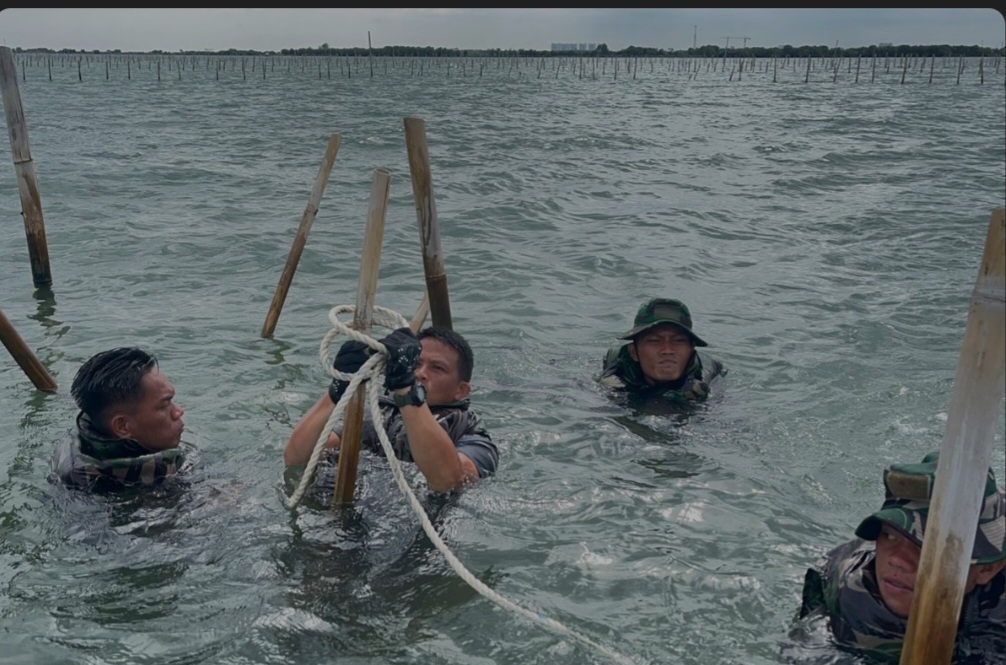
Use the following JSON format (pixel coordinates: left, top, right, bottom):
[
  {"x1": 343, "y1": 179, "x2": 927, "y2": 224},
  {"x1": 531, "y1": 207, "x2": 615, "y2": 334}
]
[{"x1": 347, "y1": 399, "x2": 499, "y2": 478}]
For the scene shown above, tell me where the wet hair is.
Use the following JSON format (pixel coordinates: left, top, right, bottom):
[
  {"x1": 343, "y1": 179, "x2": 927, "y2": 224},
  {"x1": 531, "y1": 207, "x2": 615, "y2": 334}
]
[
  {"x1": 70, "y1": 347, "x2": 158, "y2": 428},
  {"x1": 417, "y1": 327, "x2": 474, "y2": 382}
]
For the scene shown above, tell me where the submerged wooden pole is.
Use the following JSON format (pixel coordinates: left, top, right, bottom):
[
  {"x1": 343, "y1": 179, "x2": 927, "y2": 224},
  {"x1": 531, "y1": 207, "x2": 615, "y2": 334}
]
[
  {"x1": 403, "y1": 117, "x2": 453, "y2": 330},
  {"x1": 0, "y1": 47, "x2": 52, "y2": 288},
  {"x1": 332, "y1": 167, "x2": 391, "y2": 508},
  {"x1": 261, "y1": 133, "x2": 341, "y2": 338},
  {"x1": 0, "y1": 306, "x2": 57, "y2": 392},
  {"x1": 900, "y1": 208, "x2": 1006, "y2": 665}
]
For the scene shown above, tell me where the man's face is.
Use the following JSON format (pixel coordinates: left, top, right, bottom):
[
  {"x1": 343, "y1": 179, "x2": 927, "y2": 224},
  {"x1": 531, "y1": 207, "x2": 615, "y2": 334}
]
[
  {"x1": 414, "y1": 338, "x2": 470, "y2": 406},
  {"x1": 874, "y1": 524, "x2": 921, "y2": 617},
  {"x1": 874, "y1": 523, "x2": 1003, "y2": 618},
  {"x1": 117, "y1": 369, "x2": 186, "y2": 452},
  {"x1": 627, "y1": 323, "x2": 695, "y2": 384}
]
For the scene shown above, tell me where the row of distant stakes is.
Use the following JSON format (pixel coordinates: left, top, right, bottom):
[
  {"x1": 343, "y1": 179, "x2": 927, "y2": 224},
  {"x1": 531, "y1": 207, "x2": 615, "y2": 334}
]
[{"x1": 10, "y1": 52, "x2": 1006, "y2": 85}]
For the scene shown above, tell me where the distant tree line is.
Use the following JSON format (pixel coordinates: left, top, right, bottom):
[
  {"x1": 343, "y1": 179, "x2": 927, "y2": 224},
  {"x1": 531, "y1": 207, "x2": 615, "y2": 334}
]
[{"x1": 13, "y1": 42, "x2": 1004, "y2": 58}]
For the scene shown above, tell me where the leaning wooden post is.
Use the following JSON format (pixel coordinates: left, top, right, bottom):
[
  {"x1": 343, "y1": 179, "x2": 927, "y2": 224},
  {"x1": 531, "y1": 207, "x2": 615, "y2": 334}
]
[
  {"x1": 0, "y1": 47, "x2": 52, "y2": 288},
  {"x1": 0, "y1": 306, "x2": 57, "y2": 392},
  {"x1": 900, "y1": 208, "x2": 1006, "y2": 665},
  {"x1": 410, "y1": 291, "x2": 430, "y2": 332},
  {"x1": 403, "y1": 117, "x2": 453, "y2": 330},
  {"x1": 332, "y1": 167, "x2": 391, "y2": 508},
  {"x1": 261, "y1": 133, "x2": 341, "y2": 338}
]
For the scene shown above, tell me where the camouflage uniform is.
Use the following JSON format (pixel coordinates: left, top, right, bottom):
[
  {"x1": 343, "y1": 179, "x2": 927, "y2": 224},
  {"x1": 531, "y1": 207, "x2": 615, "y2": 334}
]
[
  {"x1": 799, "y1": 539, "x2": 1004, "y2": 663},
  {"x1": 797, "y1": 452, "x2": 1006, "y2": 664},
  {"x1": 49, "y1": 412, "x2": 192, "y2": 491},
  {"x1": 598, "y1": 297, "x2": 725, "y2": 404},
  {"x1": 332, "y1": 397, "x2": 499, "y2": 479}
]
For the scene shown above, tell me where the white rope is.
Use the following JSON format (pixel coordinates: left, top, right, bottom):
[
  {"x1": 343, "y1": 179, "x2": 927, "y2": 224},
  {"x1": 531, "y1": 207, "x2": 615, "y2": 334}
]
[
  {"x1": 285, "y1": 304, "x2": 409, "y2": 510},
  {"x1": 286, "y1": 304, "x2": 638, "y2": 665}
]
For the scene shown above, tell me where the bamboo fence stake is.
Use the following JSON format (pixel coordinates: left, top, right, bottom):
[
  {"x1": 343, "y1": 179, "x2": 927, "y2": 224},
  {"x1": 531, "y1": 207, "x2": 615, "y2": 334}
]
[
  {"x1": 410, "y1": 291, "x2": 430, "y2": 332},
  {"x1": 332, "y1": 167, "x2": 391, "y2": 508},
  {"x1": 900, "y1": 208, "x2": 1006, "y2": 665},
  {"x1": 403, "y1": 117, "x2": 453, "y2": 330},
  {"x1": 0, "y1": 306, "x2": 57, "y2": 392},
  {"x1": 0, "y1": 47, "x2": 52, "y2": 288},
  {"x1": 261, "y1": 134, "x2": 341, "y2": 338}
]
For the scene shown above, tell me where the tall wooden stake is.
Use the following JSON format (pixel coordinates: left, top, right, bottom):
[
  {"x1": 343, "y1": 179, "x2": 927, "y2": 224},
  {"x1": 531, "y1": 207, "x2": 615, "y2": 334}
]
[
  {"x1": 0, "y1": 47, "x2": 52, "y2": 288},
  {"x1": 900, "y1": 208, "x2": 1006, "y2": 665},
  {"x1": 261, "y1": 134, "x2": 342, "y2": 338},
  {"x1": 368, "y1": 31, "x2": 374, "y2": 79},
  {"x1": 403, "y1": 117, "x2": 453, "y2": 330},
  {"x1": 332, "y1": 168, "x2": 391, "y2": 507},
  {"x1": 0, "y1": 306, "x2": 57, "y2": 392}
]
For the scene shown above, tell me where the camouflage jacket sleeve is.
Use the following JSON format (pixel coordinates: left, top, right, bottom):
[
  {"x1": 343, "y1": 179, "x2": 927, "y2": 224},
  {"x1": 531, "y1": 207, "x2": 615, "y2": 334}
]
[{"x1": 354, "y1": 398, "x2": 499, "y2": 478}]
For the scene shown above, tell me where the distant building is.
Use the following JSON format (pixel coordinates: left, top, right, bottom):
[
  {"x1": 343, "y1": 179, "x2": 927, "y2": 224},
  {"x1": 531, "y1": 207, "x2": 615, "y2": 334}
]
[{"x1": 551, "y1": 43, "x2": 597, "y2": 52}]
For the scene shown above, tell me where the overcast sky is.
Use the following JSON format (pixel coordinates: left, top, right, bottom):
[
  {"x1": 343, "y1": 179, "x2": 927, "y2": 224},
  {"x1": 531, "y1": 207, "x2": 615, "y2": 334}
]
[{"x1": 1, "y1": 9, "x2": 1003, "y2": 53}]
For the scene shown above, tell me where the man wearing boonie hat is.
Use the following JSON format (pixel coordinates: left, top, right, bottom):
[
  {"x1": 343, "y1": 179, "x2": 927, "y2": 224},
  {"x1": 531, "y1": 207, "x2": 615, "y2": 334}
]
[
  {"x1": 796, "y1": 451, "x2": 1006, "y2": 664},
  {"x1": 598, "y1": 297, "x2": 725, "y2": 405}
]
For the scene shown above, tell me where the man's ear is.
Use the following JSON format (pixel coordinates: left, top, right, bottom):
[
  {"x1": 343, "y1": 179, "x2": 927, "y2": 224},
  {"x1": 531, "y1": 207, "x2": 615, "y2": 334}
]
[
  {"x1": 108, "y1": 412, "x2": 131, "y2": 439},
  {"x1": 453, "y1": 380, "x2": 471, "y2": 402},
  {"x1": 973, "y1": 560, "x2": 1006, "y2": 586},
  {"x1": 627, "y1": 343, "x2": 639, "y2": 362}
]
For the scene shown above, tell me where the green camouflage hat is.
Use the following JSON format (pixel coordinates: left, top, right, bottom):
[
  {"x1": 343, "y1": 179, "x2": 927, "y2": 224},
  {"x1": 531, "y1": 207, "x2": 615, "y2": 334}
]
[
  {"x1": 855, "y1": 451, "x2": 1006, "y2": 564},
  {"x1": 620, "y1": 298, "x2": 709, "y2": 347}
]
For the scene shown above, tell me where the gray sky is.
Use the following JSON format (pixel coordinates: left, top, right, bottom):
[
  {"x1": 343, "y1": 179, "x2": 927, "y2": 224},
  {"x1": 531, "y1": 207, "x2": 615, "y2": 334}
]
[{"x1": 1, "y1": 9, "x2": 1003, "y2": 53}]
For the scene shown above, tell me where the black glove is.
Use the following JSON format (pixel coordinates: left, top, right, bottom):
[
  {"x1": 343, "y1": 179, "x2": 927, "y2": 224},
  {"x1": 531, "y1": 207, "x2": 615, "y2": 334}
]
[
  {"x1": 379, "y1": 327, "x2": 421, "y2": 391},
  {"x1": 328, "y1": 340, "x2": 372, "y2": 404}
]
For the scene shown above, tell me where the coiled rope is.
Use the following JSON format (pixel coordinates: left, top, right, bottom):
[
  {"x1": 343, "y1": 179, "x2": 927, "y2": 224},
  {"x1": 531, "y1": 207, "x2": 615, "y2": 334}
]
[{"x1": 286, "y1": 304, "x2": 637, "y2": 665}]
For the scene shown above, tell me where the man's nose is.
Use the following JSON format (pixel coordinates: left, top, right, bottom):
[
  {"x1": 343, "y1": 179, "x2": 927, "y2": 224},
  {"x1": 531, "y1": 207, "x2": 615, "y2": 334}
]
[{"x1": 890, "y1": 541, "x2": 920, "y2": 571}]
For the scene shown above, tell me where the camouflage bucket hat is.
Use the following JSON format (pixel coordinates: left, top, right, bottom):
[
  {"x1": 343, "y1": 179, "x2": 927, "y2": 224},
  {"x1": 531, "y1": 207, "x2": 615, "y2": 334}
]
[
  {"x1": 620, "y1": 298, "x2": 709, "y2": 347},
  {"x1": 855, "y1": 451, "x2": 1006, "y2": 564}
]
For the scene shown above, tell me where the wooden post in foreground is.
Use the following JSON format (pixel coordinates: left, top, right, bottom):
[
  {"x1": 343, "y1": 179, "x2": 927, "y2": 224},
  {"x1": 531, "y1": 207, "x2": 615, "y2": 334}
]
[
  {"x1": 332, "y1": 167, "x2": 391, "y2": 508},
  {"x1": 900, "y1": 208, "x2": 1005, "y2": 665},
  {"x1": 261, "y1": 134, "x2": 341, "y2": 338},
  {"x1": 0, "y1": 307, "x2": 57, "y2": 392},
  {"x1": 0, "y1": 46, "x2": 52, "y2": 288},
  {"x1": 403, "y1": 117, "x2": 453, "y2": 330}
]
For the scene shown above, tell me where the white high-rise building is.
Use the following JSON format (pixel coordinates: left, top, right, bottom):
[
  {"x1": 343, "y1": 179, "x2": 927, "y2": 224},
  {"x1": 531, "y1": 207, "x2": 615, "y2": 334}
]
[{"x1": 551, "y1": 43, "x2": 597, "y2": 52}]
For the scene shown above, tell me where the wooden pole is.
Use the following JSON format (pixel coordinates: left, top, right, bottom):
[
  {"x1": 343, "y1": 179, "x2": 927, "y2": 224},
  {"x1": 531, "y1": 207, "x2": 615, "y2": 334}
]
[
  {"x1": 261, "y1": 133, "x2": 342, "y2": 338},
  {"x1": 331, "y1": 168, "x2": 391, "y2": 507},
  {"x1": 410, "y1": 291, "x2": 430, "y2": 332},
  {"x1": 403, "y1": 117, "x2": 453, "y2": 330},
  {"x1": 0, "y1": 47, "x2": 53, "y2": 288},
  {"x1": 0, "y1": 306, "x2": 57, "y2": 392},
  {"x1": 368, "y1": 31, "x2": 374, "y2": 78},
  {"x1": 900, "y1": 208, "x2": 1006, "y2": 665}
]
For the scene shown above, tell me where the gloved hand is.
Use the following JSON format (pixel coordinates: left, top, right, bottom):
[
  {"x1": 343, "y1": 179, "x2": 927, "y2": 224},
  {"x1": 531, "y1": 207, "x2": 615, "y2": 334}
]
[
  {"x1": 379, "y1": 327, "x2": 421, "y2": 391},
  {"x1": 328, "y1": 340, "x2": 372, "y2": 404}
]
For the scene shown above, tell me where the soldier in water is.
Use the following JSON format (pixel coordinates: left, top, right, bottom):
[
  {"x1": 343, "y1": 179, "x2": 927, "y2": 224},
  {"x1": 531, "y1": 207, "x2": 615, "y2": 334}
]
[{"x1": 796, "y1": 451, "x2": 1005, "y2": 664}]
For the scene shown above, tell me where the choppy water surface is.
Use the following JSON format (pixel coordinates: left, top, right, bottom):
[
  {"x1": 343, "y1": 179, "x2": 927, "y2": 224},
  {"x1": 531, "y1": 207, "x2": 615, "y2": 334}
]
[{"x1": 1, "y1": 56, "x2": 1004, "y2": 665}]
